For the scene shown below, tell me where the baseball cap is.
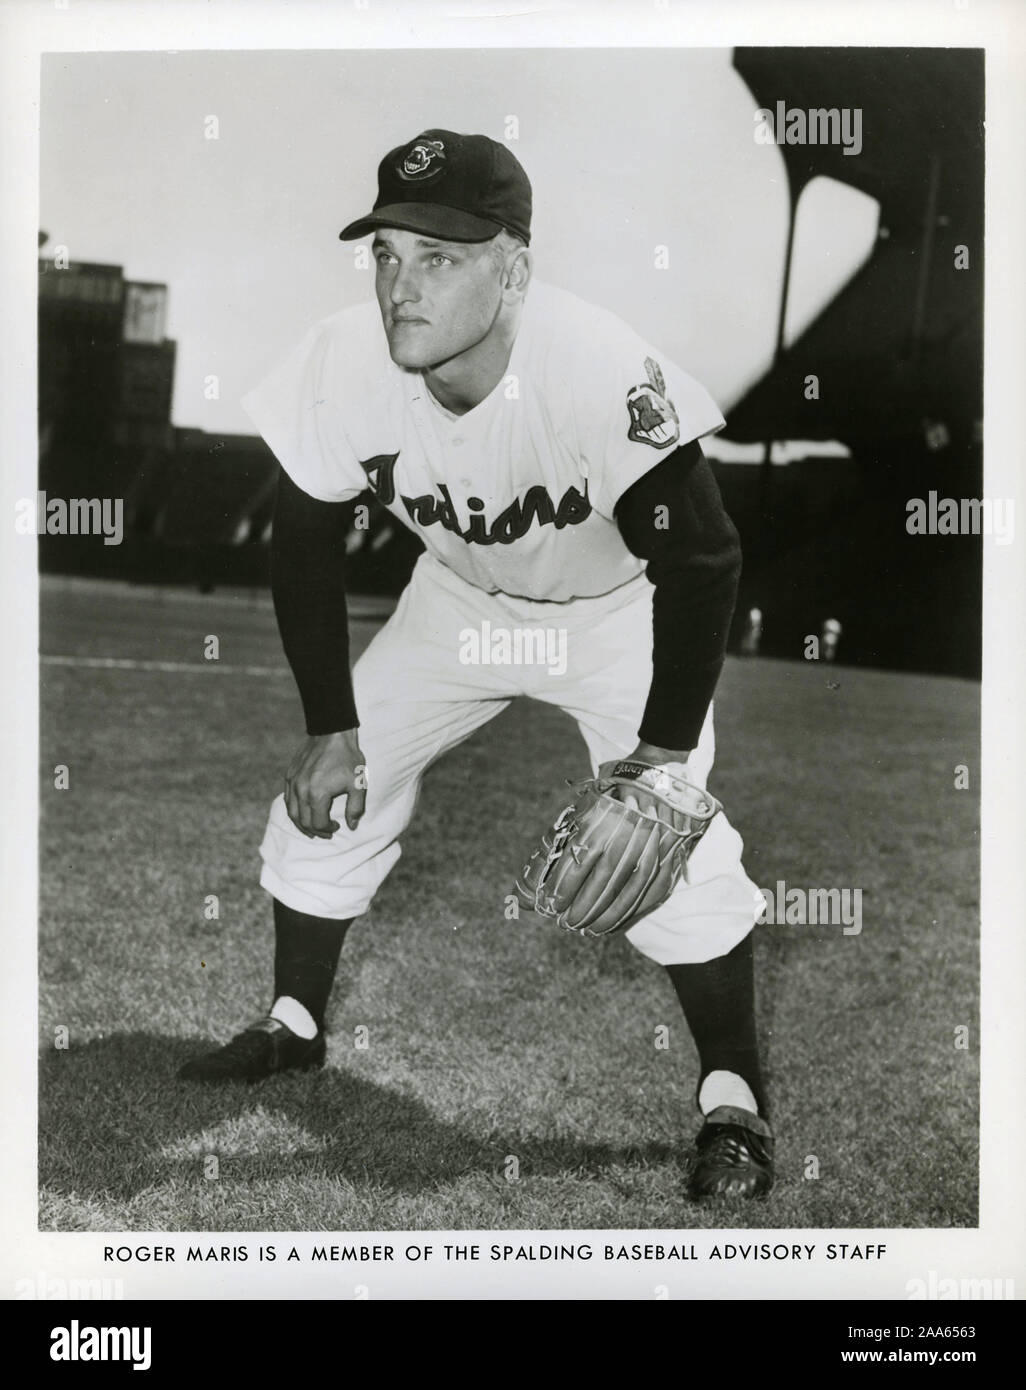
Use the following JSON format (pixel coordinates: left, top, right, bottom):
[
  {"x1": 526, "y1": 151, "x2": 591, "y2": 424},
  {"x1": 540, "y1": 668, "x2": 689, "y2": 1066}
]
[{"x1": 339, "y1": 129, "x2": 532, "y2": 245}]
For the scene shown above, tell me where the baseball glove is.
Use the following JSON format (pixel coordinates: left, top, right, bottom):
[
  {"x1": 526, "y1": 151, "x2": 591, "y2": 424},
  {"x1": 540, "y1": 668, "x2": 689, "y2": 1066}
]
[{"x1": 512, "y1": 759, "x2": 722, "y2": 939}]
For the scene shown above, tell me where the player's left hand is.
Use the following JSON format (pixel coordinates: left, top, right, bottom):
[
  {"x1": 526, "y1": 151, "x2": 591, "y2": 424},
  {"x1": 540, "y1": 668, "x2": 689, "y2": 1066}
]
[{"x1": 610, "y1": 741, "x2": 694, "y2": 816}]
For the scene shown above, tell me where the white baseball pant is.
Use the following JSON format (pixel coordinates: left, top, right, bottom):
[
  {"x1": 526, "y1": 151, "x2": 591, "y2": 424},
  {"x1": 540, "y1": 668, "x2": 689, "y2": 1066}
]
[{"x1": 259, "y1": 551, "x2": 763, "y2": 965}]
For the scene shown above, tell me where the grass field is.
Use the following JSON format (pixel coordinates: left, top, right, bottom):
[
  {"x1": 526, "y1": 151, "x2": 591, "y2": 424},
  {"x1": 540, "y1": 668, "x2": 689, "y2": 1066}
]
[{"x1": 38, "y1": 577, "x2": 979, "y2": 1231}]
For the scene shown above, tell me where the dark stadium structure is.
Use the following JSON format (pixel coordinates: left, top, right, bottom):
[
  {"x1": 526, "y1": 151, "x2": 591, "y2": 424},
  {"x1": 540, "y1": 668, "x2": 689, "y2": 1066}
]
[
  {"x1": 724, "y1": 48, "x2": 984, "y2": 675},
  {"x1": 38, "y1": 48, "x2": 983, "y2": 674},
  {"x1": 36, "y1": 244, "x2": 413, "y2": 596}
]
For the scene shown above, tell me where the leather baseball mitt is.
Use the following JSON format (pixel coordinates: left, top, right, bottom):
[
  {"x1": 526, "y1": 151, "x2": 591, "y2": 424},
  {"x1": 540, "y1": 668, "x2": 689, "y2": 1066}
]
[{"x1": 512, "y1": 760, "x2": 722, "y2": 939}]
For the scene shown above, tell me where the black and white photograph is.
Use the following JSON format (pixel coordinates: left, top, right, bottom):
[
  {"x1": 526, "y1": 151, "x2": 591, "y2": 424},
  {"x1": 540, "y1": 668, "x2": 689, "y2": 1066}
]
[{"x1": 2, "y1": 0, "x2": 1024, "y2": 1318}]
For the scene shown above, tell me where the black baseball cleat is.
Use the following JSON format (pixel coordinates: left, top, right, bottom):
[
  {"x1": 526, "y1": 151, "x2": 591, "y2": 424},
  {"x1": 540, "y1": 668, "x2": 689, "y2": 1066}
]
[
  {"x1": 177, "y1": 1016, "x2": 326, "y2": 1083},
  {"x1": 687, "y1": 1105, "x2": 775, "y2": 1200}
]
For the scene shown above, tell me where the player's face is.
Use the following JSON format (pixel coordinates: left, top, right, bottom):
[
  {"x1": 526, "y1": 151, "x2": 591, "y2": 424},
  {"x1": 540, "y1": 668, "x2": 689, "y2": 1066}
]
[{"x1": 372, "y1": 229, "x2": 505, "y2": 370}]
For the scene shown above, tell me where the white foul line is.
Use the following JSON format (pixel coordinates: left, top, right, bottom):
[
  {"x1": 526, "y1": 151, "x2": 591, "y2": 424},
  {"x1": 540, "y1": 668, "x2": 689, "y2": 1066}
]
[{"x1": 41, "y1": 654, "x2": 292, "y2": 677}]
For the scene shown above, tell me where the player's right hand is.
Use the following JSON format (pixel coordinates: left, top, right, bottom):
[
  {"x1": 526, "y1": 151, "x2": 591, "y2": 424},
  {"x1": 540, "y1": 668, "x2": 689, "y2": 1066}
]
[{"x1": 283, "y1": 728, "x2": 367, "y2": 838}]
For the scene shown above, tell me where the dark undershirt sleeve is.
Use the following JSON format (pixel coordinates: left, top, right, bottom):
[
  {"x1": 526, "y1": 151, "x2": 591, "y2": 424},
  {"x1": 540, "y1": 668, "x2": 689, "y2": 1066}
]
[
  {"x1": 614, "y1": 440, "x2": 741, "y2": 752},
  {"x1": 270, "y1": 467, "x2": 359, "y2": 736}
]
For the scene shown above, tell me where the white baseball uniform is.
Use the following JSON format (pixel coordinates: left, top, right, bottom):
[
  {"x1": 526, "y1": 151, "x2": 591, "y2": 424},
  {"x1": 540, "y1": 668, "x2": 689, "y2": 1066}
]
[{"x1": 242, "y1": 281, "x2": 764, "y2": 965}]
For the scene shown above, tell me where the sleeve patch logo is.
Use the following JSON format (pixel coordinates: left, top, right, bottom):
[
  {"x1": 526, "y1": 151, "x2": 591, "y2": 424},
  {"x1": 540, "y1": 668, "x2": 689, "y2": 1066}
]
[
  {"x1": 626, "y1": 357, "x2": 680, "y2": 449},
  {"x1": 397, "y1": 140, "x2": 446, "y2": 181}
]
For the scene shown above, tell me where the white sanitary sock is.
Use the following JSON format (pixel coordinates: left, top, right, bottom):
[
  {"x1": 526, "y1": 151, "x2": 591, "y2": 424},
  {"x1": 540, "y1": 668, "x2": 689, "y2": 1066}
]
[
  {"x1": 269, "y1": 995, "x2": 319, "y2": 1040},
  {"x1": 699, "y1": 1069, "x2": 759, "y2": 1116}
]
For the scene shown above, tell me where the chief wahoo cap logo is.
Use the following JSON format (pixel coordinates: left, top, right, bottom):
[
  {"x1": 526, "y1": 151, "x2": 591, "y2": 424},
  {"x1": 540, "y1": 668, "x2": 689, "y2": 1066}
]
[{"x1": 397, "y1": 138, "x2": 446, "y2": 181}]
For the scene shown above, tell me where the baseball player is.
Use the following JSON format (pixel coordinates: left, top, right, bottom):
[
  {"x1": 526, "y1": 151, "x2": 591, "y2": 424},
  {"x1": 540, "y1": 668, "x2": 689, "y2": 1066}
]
[{"x1": 180, "y1": 130, "x2": 774, "y2": 1200}]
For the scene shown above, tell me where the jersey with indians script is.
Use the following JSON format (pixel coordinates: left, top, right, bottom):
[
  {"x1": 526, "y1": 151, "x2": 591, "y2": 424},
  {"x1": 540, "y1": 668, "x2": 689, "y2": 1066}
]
[{"x1": 242, "y1": 280, "x2": 725, "y2": 602}]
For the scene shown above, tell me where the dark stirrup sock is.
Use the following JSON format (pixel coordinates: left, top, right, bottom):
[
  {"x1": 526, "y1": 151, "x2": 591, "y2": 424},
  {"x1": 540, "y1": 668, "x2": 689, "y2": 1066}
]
[
  {"x1": 272, "y1": 898, "x2": 353, "y2": 1032},
  {"x1": 664, "y1": 931, "x2": 769, "y2": 1119}
]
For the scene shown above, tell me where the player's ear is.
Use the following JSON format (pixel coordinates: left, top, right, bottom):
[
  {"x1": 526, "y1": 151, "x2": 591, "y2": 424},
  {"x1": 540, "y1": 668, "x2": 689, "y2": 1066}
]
[{"x1": 502, "y1": 246, "x2": 532, "y2": 299}]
